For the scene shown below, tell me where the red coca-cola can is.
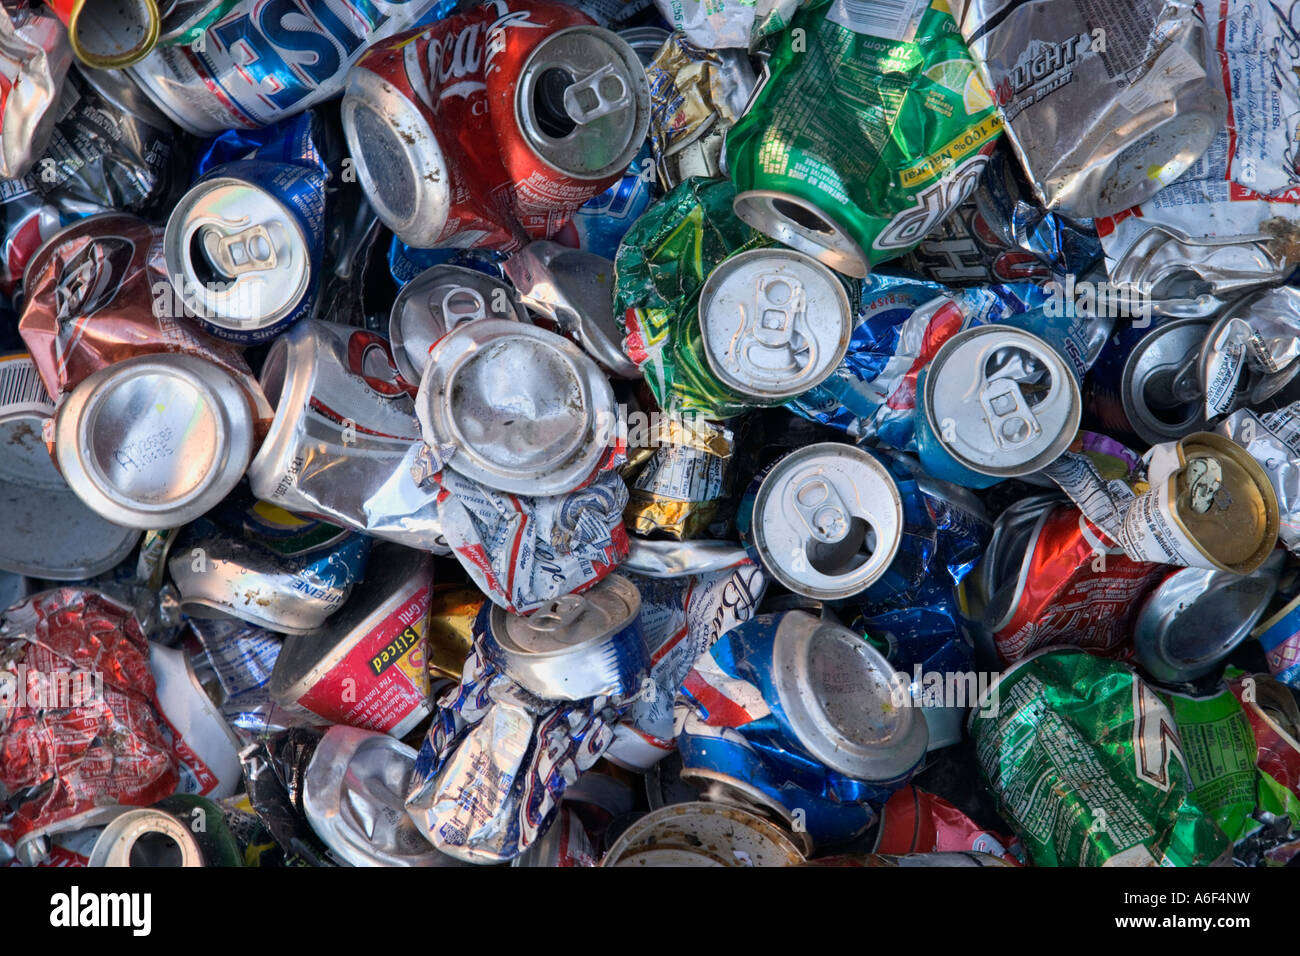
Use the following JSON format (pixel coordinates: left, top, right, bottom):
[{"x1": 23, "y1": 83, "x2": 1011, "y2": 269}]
[{"x1": 340, "y1": 0, "x2": 647, "y2": 251}]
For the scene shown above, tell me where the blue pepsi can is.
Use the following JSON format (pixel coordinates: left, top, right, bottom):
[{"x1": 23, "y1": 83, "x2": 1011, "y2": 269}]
[
  {"x1": 162, "y1": 158, "x2": 325, "y2": 344},
  {"x1": 555, "y1": 144, "x2": 656, "y2": 260}
]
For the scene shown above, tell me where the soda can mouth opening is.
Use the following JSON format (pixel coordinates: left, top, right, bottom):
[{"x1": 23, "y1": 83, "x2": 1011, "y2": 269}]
[
  {"x1": 86, "y1": 809, "x2": 204, "y2": 867},
  {"x1": 68, "y1": 0, "x2": 160, "y2": 68},
  {"x1": 340, "y1": 72, "x2": 450, "y2": 248},
  {"x1": 1120, "y1": 317, "x2": 1211, "y2": 445},
  {"x1": 732, "y1": 190, "x2": 868, "y2": 279},
  {"x1": 515, "y1": 27, "x2": 651, "y2": 182}
]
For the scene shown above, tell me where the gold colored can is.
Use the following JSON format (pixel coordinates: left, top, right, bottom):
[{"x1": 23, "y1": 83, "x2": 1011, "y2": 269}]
[
  {"x1": 425, "y1": 585, "x2": 482, "y2": 682},
  {"x1": 45, "y1": 0, "x2": 160, "y2": 68}
]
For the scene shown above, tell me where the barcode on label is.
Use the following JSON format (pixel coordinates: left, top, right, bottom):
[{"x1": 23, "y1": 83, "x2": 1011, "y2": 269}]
[
  {"x1": 827, "y1": 0, "x2": 927, "y2": 40},
  {"x1": 0, "y1": 356, "x2": 52, "y2": 411}
]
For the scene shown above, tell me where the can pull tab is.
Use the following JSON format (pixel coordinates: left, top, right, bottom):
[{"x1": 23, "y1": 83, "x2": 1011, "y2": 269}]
[
  {"x1": 1186, "y1": 456, "x2": 1222, "y2": 514},
  {"x1": 202, "y1": 223, "x2": 277, "y2": 276},
  {"x1": 979, "y1": 376, "x2": 1040, "y2": 449},
  {"x1": 441, "y1": 286, "x2": 486, "y2": 328},
  {"x1": 563, "y1": 63, "x2": 630, "y2": 125},
  {"x1": 792, "y1": 474, "x2": 850, "y2": 545},
  {"x1": 730, "y1": 273, "x2": 816, "y2": 379},
  {"x1": 529, "y1": 593, "x2": 587, "y2": 631}
]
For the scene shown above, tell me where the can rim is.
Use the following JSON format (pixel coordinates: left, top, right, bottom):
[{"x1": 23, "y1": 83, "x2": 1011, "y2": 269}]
[
  {"x1": 600, "y1": 802, "x2": 806, "y2": 867},
  {"x1": 1120, "y1": 317, "x2": 1211, "y2": 446},
  {"x1": 922, "y1": 324, "x2": 1081, "y2": 478},
  {"x1": 68, "y1": 0, "x2": 161, "y2": 70},
  {"x1": 53, "y1": 354, "x2": 253, "y2": 529},
  {"x1": 732, "y1": 190, "x2": 868, "y2": 279},
  {"x1": 86, "y1": 809, "x2": 204, "y2": 867}
]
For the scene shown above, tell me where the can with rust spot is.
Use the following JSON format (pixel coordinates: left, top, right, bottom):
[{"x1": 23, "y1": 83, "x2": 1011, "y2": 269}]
[
  {"x1": 268, "y1": 544, "x2": 434, "y2": 738},
  {"x1": 600, "y1": 802, "x2": 805, "y2": 867}
]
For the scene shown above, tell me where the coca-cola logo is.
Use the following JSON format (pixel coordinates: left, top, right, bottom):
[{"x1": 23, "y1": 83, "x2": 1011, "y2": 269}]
[{"x1": 404, "y1": 1, "x2": 543, "y2": 107}]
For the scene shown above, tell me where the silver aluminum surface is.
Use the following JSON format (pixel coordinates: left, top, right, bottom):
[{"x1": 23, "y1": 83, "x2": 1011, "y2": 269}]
[
  {"x1": 601, "y1": 802, "x2": 805, "y2": 867},
  {"x1": 86, "y1": 809, "x2": 204, "y2": 867},
  {"x1": 1122, "y1": 318, "x2": 1212, "y2": 445}
]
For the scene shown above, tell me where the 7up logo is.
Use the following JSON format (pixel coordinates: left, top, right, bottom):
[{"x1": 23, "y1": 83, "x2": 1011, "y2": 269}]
[{"x1": 874, "y1": 152, "x2": 989, "y2": 251}]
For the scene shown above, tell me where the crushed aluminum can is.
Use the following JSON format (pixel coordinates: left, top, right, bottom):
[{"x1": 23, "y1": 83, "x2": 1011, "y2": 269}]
[
  {"x1": 0, "y1": 5, "x2": 72, "y2": 180},
  {"x1": 646, "y1": 32, "x2": 755, "y2": 189},
  {"x1": 404, "y1": 625, "x2": 628, "y2": 863},
  {"x1": 511, "y1": 805, "x2": 599, "y2": 867},
  {"x1": 950, "y1": 0, "x2": 1226, "y2": 218},
  {"x1": 504, "y1": 241, "x2": 640, "y2": 378},
  {"x1": 970, "y1": 648, "x2": 1230, "y2": 866},
  {"x1": 727, "y1": 0, "x2": 1002, "y2": 278},
  {"x1": 52, "y1": 353, "x2": 255, "y2": 529},
  {"x1": 736, "y1": 443, "x2": 903, "y2": 601},
  {"x1": 189, "y1": 618, "x2": 282, "y2": 700},
  {"x1": 624, "y1": 416, "x2": 732, "y2": 539},
  {"x1": 555, "y1": 142, "x2": 657, "y2": 260},
  {"x1": 246, "y1": 319, "x2": 446, "y2": 553},
  {"x1": 149, "y1": 643, "x2": 243, "y2": 799},
  {"x1": 916, "y1": 324, "x2": 1081, "y2": 488},
  {"x1": 389, "y1": 265, "x2": 528, "y2": 388},
  {"x1": 16, "y1": 212, "x2": 273, "y2": 431},
  {"x1": 874, "y1": 785, "x2": 1021, "y2": 864},
  {"x1": 1116, "y1": 432, "x2": 1279, "y2": 574},
  {"x1": 600, "y1": 802, "x2": 805, "y2": 867},
  {"x1": 1085, "y1": 316, "x2": 1212, "y2": 447},
  {"x1": 268, "y1": 544, "x2": 435, "y2": 738},
  {"x1": 0, "y1": 352, "x2": 139, "y2": 580},
  {"x1": 0, "y1": 589, "x2": 179, "y2": 865},
  {"x1": 1200, "y1": 288, "x2": 1300, "y2": 421},
  {"x1": 85, "y1": 809, "x2": 205, "y2": 867},
  {"x1": 154, "y1": 0, "x2": 241, "y2": 46},
  {"x1": 611, "y1": 540, "x2": 765, "y2": 770},
  {"x1": 168, "y1": 512, "x2": 370, "y2": 636},
  {"x1": 1133, "y1": 549, "x2": 1284, "y2": 685},
  {"x1": 43, "y1": 0, "x2": 159, "y2": 68},
  {"x1": 416, "y1": 318, "x2": 617, "y2": 497},
  {"x1": 128, "y1": 0, "x2": 455, "y2": 134},
  {"x1": 697, "y1": 248, "x2": 852, "y2": 404},
  {"x1": 979, "y1": 497, "x2": 1166, "y2": 665},
  {"x1": 1219, "y1": 403, "x2": 1300, "y2": 558},
  {"x1": 302, "y1": 726, "x2": 468, "y2": 867},
  {"x1": 484, "y1": 574, "x2": 648, "y2": 701},
  {"x1": 163, "y1": 159, "x2": 326, "y2": 344},
  {"x1": 677, "y1": 609, "x2": 929, "y2": 847}
]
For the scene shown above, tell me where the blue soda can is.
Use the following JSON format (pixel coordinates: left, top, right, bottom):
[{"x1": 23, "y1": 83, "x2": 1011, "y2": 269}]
[
  {"x1": 386, "y1": 239, "x2": 509, "y2": 288},
  {"x1": 194, "y1": 110, "x2": 328, "y2": 178},
  {"x1": 162, "y1": 158, "x2": 326, "y2": 343},
  {"x1": 554, "y1": 144, "x2": 656, "y2": 260},
  {"x1": 677, "y1": 609, "x2": 929, "y2": 847},
  {"x1": 914, "y1": 324, "x2": 1082, "y2": 488}
]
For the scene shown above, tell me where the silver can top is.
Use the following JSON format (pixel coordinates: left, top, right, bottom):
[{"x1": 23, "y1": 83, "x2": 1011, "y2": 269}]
[
  {"x1": 600, "y1": 802, "x2": 806, "y2": 867},
  {"x1": 417, "y1": 319, "x2": 616, "y2": 496},
  {"x1": 86, "y1": 809, "x2": 205, "y2": 867},
  {"x1": 772, "y1": 610, "x2": 928, "y2": 784},
  {"x1": 698, "y1": 248, "x2": 851, "y2": 402},
  {"x1": 923, "y1": 324, "x2": 1080, "y2": 477},
  {"x1": 732, "y1": 190, "x2": 869, "y2": 279},
  {"x1": 53, "y1": 354, "x2": 254, "y2": 530},
  {"x1": 164, "y1": 177, "x2": 311, "y2": 331},
  {"x1": 340, "y1": 65, "x2": 451, "y2": 249},
  {"x1": 516, "y1": 26, "x2": 650, "y2": 182},
  {"x1": 487, "y1": 573, "x2": 645, "y2": 700},
  {"x1": 303, "y1": 726, "x2": 468, "y2": 868},
  {"x1": 1123, "y1": 318, "x2": 1211, "y2": 446},
  {"x1": 1134, "y1": 549, "x2": 1283, "y2": 685},
  {"x1": 389, "y1": 265, "x2": 527, "y2": 386},
  {"x1": 751, "y1": 443, "x2": 902, "y2": 601}
]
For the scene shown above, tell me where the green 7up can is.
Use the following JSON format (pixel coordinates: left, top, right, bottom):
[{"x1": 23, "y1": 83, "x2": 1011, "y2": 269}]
[{"x1": 727, "y1": 0, "x2": 1002, "y2": 278}]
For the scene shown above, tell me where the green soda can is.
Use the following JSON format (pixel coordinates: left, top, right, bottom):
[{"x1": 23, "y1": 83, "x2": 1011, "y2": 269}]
[
  {"x1": 970, "y1": 648, "x2": 1230, "y2": 866},
  {"x1": 727, "y1": 0, "x2": 1003, "y2": 278}
]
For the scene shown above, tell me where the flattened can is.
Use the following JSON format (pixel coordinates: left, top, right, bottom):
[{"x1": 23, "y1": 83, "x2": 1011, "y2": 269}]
[
  {"x1": 970, "y1": 648, "x2": 1230, "y2": 866},
  {"x1": 1085, "y1": 316, "x2": 1211, "y2": 447},
  {"x1": 163, "y1": 160, "x2": 325, "y2": 344},
  {"x1": 600, "y1": 802, "x2": 805, "y2": 867},
  {"x1": 389, "y1": 265, "x2": 527, "y2": 387},
  {"x1": 1134, "y1": 549, "x2": 1284, "y2": 685},
  {"x1": 916, "y1": 324, "x2": 1081, "y2": 488},
  {"x1": 484, "y1": 573, "x2": 647, "y2": 700},
  {"x1": 950, "y1": 0, "x2": 1225, "y2": 218},
  {"x1": 268, "y1": 544, "x2": 434, "y2": 738},
  {"x1": 697, "y1": 248, "x2": 852, "y2": 404},
  {"x1": 736, "y1": 442, "x2": 903, "y2": 601},
  {"x1": 1117, "y1": 432, "x2": 1279, "y2": 574}
]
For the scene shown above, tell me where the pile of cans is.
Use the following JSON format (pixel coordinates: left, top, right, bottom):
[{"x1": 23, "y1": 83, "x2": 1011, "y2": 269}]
[{"x1": 6, "y1": 0, "x2": 1300, "y2": 869}]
